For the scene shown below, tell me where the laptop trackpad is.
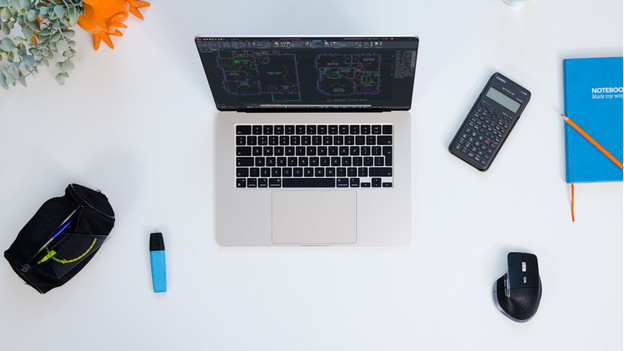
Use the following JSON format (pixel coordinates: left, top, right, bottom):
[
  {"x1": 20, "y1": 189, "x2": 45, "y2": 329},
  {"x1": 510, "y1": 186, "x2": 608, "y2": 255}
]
[{"x1": 272, "y1": 191, "x2": 357, "y2": 245}]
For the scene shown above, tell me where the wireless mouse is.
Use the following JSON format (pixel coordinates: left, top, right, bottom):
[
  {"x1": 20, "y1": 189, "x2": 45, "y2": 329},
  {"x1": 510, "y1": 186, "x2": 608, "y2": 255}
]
[{"x1": 493, "y1": 252, "x2": 542, "y2": 322}]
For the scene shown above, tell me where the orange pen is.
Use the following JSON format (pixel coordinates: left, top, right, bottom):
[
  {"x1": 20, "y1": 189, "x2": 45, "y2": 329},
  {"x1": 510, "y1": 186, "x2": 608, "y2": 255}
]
[{"x1": 561, "y1": 114, "x2": 623, "y2": 170}]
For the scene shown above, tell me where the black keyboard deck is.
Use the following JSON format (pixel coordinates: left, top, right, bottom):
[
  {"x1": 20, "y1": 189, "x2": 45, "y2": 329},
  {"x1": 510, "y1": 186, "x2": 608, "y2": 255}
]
[{"x1": 235, "y1": 124, "x2": 393, "y2": 188}]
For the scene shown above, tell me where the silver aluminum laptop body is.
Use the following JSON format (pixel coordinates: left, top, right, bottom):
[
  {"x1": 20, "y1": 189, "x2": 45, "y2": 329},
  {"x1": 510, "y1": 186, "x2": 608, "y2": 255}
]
[{"x1": 196, "y1": 36, "x2": 418, "y2": 246}]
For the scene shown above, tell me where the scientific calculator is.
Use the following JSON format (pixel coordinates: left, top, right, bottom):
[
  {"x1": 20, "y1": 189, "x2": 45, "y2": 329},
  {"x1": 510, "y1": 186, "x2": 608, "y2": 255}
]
[{"x1": 449, "y1": 73, "x2": 531, "y2": 171}]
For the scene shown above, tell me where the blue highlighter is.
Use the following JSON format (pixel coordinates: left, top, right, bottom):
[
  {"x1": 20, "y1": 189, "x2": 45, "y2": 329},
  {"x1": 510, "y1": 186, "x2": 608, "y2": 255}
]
[{"x1": 150, "y1": 232, "x2": 166, "y2": 293}]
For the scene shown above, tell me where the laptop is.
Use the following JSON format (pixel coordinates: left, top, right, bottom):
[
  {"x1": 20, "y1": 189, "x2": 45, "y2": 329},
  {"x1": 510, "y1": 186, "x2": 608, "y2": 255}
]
[{"x1": 194, "y1": 36, "x2": 419, "y2": 246}]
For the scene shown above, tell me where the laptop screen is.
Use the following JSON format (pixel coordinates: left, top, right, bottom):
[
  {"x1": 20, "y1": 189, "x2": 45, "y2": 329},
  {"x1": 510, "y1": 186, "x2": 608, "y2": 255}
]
[{"x1": 195, "y1": 36, "x2": 419, "y2": 112}]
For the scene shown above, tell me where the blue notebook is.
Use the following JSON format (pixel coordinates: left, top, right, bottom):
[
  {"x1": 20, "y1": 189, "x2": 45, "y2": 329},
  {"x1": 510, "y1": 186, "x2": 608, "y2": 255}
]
[{"x1": 563, "y1": 57, "x2": 623, "y2": 183}]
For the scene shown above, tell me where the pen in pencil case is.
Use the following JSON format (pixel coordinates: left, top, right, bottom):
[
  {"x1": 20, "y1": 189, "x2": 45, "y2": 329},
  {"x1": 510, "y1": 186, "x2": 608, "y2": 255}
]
[{"x1": 27, "y1": 206, "x2": 81, "y2": 266}]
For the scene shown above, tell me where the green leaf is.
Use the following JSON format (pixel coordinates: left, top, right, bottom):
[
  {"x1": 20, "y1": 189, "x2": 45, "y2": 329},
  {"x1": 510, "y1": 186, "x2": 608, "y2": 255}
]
[
  {"x1": 1, "y1": 24, "x2": 10, "y2": 35},
  {"x1": 56, "y1": 39, "x2": 68, "y2": 51},
  {"x1": 26, "y1": 9, "x2": 37, "y2": 22},
  {"x1": 0, "y1": 0, "x2": 9, "y2": 7},
  {"x1": 0, "y1": 37, "x2": 15, "y2": 51},
  {"x1": 56, "y1": 61, "x2": 63, "y2": 72},
  {"x1": 40, "y1": 6, "x2": 48, "y2": 15},
  {"x1": 51, "y1": 32, "x2": 61, "y2": 42},
  {"x1": 55, "y1": 72, "x2": 65, "y2": 85},
  {"x1": 29, "y1": 19, "x2": 39, "y2": 30},
  {"x1": 1, "y1": 8, "x2": 12, "y2": 20},
  {"x1": 22, "y1": 54, "x2": 34, "y2": 66},
  {"x1": 22, "y1": 25, "x2": 34, "y2": 37},
  {"x1": 60, "y1": 58, "x2": 73, "y2": 72},
  {"x1": 18, "y1": 74, "x2": 26, "y2": 87},
  {"x1": 54, "y1": 5, "x2": 65, "y2": 18},
  {"x1": 62, "y1": 29, "x2": 75, "y2": 39},
  {"x1": 19, "y1": 0, "x2": 31, "y2": 8}
]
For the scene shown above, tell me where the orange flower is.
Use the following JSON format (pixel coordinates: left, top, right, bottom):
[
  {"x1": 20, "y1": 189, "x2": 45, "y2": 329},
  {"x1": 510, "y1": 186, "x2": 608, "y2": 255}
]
[{"x1": 77, "y1": 0, "x2": 150, "y2": 50}]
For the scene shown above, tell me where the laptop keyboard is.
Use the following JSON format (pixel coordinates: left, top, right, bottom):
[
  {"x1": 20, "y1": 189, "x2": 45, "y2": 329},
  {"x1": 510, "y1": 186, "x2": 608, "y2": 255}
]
[{"x1": 235, "y1": 124, "x2": 393, "y2": 188}]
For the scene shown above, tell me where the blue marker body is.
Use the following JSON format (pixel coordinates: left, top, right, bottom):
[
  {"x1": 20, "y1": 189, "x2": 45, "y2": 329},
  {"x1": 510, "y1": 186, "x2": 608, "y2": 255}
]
[{"x1": 150, "y1": 233, "x2": 166, "y2": 293}]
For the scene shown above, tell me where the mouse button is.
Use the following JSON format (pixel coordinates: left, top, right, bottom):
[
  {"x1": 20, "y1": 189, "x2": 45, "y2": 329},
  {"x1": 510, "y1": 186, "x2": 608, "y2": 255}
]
[
  {"x1": 522, "y1": 253, "x2": 540, "y2": 287},
  {"x1": 507, "y1": 253, "x2": 525, "y2": 288}
]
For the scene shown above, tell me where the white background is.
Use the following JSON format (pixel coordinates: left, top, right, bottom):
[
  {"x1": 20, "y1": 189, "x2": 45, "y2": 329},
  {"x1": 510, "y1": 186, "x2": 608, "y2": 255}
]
[{"x1": 1, "y1": 0, "x2": 622, "y2": 350}]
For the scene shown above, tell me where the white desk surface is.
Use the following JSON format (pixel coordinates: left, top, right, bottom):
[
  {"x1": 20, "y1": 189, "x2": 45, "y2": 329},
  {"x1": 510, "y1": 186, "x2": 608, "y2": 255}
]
[{"x1": 1, "y1": 0, "x2": 622, "y2": 350}]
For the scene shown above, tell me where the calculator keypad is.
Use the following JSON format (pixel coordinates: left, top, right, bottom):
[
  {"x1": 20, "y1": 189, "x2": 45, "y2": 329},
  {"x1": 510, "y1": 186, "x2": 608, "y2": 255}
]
[{"x1": 451, "y1": 100, "x2": 513, "y2": 168}]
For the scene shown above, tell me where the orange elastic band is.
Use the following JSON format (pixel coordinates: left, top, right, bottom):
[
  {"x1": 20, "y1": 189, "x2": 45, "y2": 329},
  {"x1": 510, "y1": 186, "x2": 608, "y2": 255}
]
[{"x1": 570, "y1": 183, "x2": 575, "y2": 222}]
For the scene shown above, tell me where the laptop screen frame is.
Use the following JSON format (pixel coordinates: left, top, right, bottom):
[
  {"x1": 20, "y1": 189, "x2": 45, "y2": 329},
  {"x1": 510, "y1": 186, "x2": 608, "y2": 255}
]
[{"x1": 195, "y1": 35, "x2": 419, "y2": 112}]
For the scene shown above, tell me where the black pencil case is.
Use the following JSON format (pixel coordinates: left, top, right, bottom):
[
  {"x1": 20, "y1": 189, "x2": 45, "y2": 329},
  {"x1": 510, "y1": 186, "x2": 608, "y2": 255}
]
[{"x1": 4, "y1": 184, "x2": 115, "y2": 294}]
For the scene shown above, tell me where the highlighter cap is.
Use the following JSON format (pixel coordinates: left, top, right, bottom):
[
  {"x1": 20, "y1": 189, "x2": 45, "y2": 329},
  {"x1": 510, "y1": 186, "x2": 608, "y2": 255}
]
[{"x1": 150, "y1": 232, "x2": 165, "y2": 251}]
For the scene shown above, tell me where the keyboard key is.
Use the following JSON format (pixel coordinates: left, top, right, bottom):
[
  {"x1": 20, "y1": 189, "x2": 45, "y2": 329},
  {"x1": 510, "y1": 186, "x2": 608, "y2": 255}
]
[
  {"x1": 247, "y1": 136, "x2": 257, "y2": 145},
  {"x1": 369, "y1": 167, "x2": 393, "y2": 176},
  {"x1": 377, "y1": 136, "x2": 392, "y2": 145},
  {"x1": 337, "y1": 178, "x2": 349, "y2": 187},
  {"x1": 236, "y1": 178, "x2": 246, "y2": 188},
  {"x1": 283, "y1": 178, "x2": 336, "y2": 187},
  {"x1": 236, "y1": 147, "x2": 251, "y2": 156},
  {"x1": 236, "y1": 157, "x2": 254, "y2": 166},
  {"x1": 237, "y1": 125, "x2": 252, "y2": 135},
  {"x1": 383, "y1": 146, "x2": 392, "y2": 166},
  {"x1": 382, "y1": 125, "x2": 392, "y2": 134}
]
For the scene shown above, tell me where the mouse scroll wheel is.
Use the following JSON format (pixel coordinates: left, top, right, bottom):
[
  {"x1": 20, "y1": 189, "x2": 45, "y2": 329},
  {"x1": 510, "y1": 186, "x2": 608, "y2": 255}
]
[{"x1": 522, "y1": 261, "x2": 527, "y2": 283}]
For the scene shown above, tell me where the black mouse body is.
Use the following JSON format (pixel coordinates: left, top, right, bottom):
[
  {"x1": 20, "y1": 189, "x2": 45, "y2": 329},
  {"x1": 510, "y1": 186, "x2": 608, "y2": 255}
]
[{"x1": 493, "y1": 252, "x2": 542, "y2": 322}]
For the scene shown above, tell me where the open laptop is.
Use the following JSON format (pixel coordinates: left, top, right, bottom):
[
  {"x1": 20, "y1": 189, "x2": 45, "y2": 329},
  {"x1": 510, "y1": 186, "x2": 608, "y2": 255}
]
[{"x1": 194, "y1": 36, "x2": 418, "y2": 246}]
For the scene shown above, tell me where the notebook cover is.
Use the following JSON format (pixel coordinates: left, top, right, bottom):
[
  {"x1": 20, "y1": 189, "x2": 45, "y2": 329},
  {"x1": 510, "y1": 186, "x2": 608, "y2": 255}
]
[{"x1": 563, "y1": 57, "x2": 623, "y2": 183}]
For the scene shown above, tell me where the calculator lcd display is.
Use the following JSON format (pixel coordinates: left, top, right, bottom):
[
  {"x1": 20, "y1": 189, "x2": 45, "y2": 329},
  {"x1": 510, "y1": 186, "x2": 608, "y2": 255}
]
[{"x1": 486, "y1": 87, "x2": 521, "y2": 113}]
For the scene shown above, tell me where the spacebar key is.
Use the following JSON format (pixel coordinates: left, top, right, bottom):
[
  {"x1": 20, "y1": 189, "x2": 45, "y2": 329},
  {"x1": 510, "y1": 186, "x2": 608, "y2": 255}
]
[{"x1": 283, "y1": 178, "x2": 336, "y2": 187}]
